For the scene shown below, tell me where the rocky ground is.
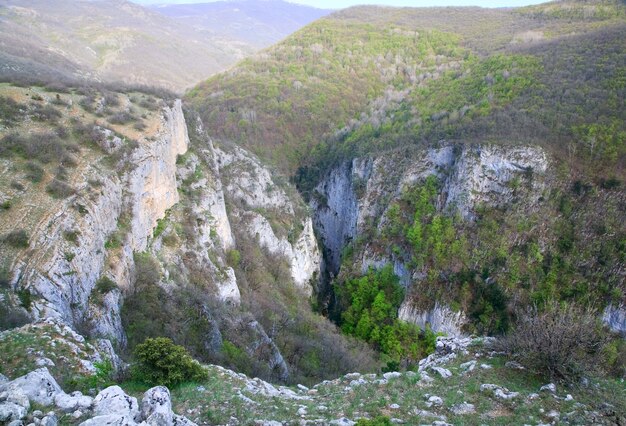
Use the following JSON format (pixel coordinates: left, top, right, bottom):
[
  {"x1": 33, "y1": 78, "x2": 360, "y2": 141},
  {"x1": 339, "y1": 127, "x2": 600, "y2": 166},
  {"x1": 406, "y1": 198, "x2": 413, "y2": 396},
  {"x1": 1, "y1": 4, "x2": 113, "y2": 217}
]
[{"x1": 1, "y1": 330, "x2": 624, "y2": 426}]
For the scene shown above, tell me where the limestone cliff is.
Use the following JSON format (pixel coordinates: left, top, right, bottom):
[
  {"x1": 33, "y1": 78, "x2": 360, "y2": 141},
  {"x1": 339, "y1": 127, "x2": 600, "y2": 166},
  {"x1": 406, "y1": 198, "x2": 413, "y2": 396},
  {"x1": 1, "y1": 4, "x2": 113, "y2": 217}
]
[{"x1": 312, "y1": 143, "x2": 550, "y2": 334}]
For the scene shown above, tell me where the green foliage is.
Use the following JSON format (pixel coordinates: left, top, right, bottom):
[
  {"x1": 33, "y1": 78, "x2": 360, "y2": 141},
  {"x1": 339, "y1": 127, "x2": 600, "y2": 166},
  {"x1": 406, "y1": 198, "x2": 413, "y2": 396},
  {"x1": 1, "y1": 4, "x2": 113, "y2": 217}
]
[
  {"x1": 226, "y1": 249, "x2": 241, "y2": 268},
  {"x1": 95, "y1": 276, "x2": 117, "y2": 294},
  {"x1": 17, "y1": 288, "x2": 32, "y2": 310},
  {"x1": 70, "y1": 360, "x2": 115, "y2": 392},
  {"x1": 337, "y1": 265, "x2": 436, "y2": 364},
  {"x1": 3, "y1": 229, "x2": 29, "y2": 248},
  {"x1": 0, "y1": 96, "x2": 24, "y2": 126},
  {"x1": 153, "y1": 217, "x2": 168, "y2": 238},
  {"x1": 132, "y1": 337, "x2": 207, "y2": 387},
  {"x1": 356, "y1": 416, "x2": 393, "y2": 426}
]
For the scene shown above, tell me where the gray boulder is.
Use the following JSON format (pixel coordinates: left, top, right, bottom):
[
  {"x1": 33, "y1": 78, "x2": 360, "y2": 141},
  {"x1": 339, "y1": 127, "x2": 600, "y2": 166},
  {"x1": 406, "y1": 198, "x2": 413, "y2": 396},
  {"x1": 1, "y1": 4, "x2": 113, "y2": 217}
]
[
  {"x1": 79, "y1": 414, "x2": 137, "y2": 426},
  {"x1": 140, "y1": 386, "x2": 173, "y2": 426},
  {"x1": 40, "y1": 413, "x2": 58, "y2": 426},
  {"x1": 54, "y1": 392, "x2": 93, "y2": 413},
  {"x1": 0, "y1": 374, "x2": 8, "y2": 384},
  {"x1": 92, "y1": 386, "x2": 139, "y2": 419},
  {"x1": 173, "y1": 415, "x2": 198, "y2": 426},
  {"x1": 0, "y1": 369, "x2": 62, "y2": 406},
  {"x1": 0, "y1": 402, "x2": 28, "y2": 422}
]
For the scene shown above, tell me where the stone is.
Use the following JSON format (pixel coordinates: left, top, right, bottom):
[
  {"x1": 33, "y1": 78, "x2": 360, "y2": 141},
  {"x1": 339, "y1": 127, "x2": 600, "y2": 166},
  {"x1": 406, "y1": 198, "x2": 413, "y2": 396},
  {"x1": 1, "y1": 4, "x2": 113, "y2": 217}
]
[
  {"x1": 565, "y1": 394, "x2": 574, "y2": 401},
  {"x1": 329, "y1": 419, "x2": 356, "y2": 426},
  {"x1": 0, "y1": 368, "x2": 62, "y2": 406},
  {"x1": 54, "y1": 392, "x2": 93, "y2": 413},
  {"x1": 35, "y1": 359, "x2": 55, "y2": 368},
  {"x1": 172, "y1": 415, "x2": 197, "y2": 426},
  {"x1": 480, "y1": 364, "x2": 493, "y2": 370},
  {"x1": 79, "y1": 414, "x2": 137, "y2": 426},
  {"x1": 430, "y1": 367, "x2": 452, "y2": 379},
  {"x1": 296, "y1": 384, "x2": 309, "y2": 392},
  {"x1": 6, "y1": 389, "x2": 30, "y2": 410},
  {"x1": 40, "y1": 414, "x2": 57, "y2": 426},
  {"x1": 427, "y1": 396, "x2": 443, "y2": 406},
  {"x1": 505, "y1": 361, "x2": 525, "y2": 370},
  {"x1": 0, "y1": 402, "x2": 28, "y2": 422},
  {"x1": 92, "y1": 386, "x2": 139, "y2": 419},
  {"x1": 0, "y1": 374, "x2": 8, "y2": 384},
  {"x1": 480, "y1": 384, "x2": 519, "y2": 400},
  {"x1": 389, "y1": 403, "x2": 400, "y2": 409},
  {"x1": 297, "y1": 407, "x2": 307, "y2": 416},
  {"x1": 7, "y1": 420, "x2": 23, "y2": 426},
  {"x1": 383, "y1": 372, "x2": 402, "y2": 380},
  {"x1": 32, "y1": 411, "x2": 43, "y2": 418},
  {"x1": 450, "y1": 403, "x2": 476, "y2": 415},
  {"x1": 459, "y1": 360, "x2": 476, "y2": 373},
  {"x1": 540, "y1": 383, "x2": 556, "y2": 394},
  {"x1": 140, "y1": 386, "x2": 173, "y2": 426},
  {"x1": 72, "y1": 410, "x2": 83, "y2": 419}
]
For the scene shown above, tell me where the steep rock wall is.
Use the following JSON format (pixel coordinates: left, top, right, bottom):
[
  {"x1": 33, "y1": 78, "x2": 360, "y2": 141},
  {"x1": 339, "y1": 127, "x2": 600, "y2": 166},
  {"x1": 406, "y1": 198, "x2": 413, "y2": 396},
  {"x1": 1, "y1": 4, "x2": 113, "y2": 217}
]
[
  {"x1": 312, "y1": 142, "x2": 549, "y2": 334},
  {"x1": 11, "y1": 100, "x2": 189, "y2": 344}
]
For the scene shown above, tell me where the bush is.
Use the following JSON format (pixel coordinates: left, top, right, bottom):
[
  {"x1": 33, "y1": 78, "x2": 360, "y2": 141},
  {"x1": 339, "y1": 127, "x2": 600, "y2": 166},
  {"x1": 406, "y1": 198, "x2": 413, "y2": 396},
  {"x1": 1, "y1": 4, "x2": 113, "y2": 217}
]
[
  {"x1": 95, "y1": 276, "x2": 117, "y2": 294},
  {"x1": 132, "y1": 337, "x2": 207, "y2": 387},
  {"x1": 356, "y1": 417, "x2": 393, "y2": 426},
  {"x1": 4, "y1": 230, "x2": 29, "y2": 248},
  {"x1": 498, "y1": 301, "x2": 610, "y2": 382},
  {"x1": 46, "y1": 179, "x2": 75, "y2": 199}
]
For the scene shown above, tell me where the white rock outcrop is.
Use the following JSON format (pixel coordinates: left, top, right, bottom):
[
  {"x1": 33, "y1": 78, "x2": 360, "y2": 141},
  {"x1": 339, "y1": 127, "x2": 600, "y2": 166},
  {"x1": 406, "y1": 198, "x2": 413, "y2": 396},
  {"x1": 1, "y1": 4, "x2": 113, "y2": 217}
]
[{"x1": 0, "y1": 368, "x2": 62, "y2": 406}]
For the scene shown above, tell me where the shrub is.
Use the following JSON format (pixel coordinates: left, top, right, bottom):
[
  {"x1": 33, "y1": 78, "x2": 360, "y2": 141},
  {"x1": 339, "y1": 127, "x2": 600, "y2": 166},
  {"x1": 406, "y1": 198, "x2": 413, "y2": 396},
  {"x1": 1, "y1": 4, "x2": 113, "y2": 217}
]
[
  {"x1": 95, "y1": 276, "x2": 117, "y2": 294},
  {"x1": 498, "y1": 301, "x2": 610, "y2": 382},
  {"x1": 24, "y1": 162, "x2": 44, "y2": 183},
  {"x1": 4, "y1": 230, "x2": 29, "y2": 248},
  {"x1": 47, "y1": 179, "x2": 75, "y2": 199},
  {"x1": 132, "y1": 337, "x2": 207, "y2": 387},
  {"x1": 356, "y1": 417, "x2": 393, "y2": 426}
]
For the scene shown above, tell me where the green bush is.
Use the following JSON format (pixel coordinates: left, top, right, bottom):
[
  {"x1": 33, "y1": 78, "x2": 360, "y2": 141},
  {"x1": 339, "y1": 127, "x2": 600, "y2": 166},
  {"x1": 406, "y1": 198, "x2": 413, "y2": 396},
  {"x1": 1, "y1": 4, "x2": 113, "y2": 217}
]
[
  {"x1": 337, "y1": 265, "x2": 436, "y2": 365},
  {"x1": 95, "y1": 276, "x2": 117, "y2": 294},
  {"x1": 132, "y1": 337, "x2": 207, "y2": 387},
  {"x1": 356, "y1": 416, "x2": 393, "y2": 426},
  {"x1": 4, "y1": 230, "x2": 29, "y2": 248}
]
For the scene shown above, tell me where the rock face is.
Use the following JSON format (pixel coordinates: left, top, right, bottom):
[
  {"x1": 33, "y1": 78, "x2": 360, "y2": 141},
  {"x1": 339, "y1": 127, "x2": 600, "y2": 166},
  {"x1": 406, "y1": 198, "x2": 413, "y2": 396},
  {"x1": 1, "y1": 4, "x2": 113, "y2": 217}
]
[
  {"x1": 603, "y1": 304, "x2": 626, "y2": 336},
  {"x1": 127, "y1": 99, "x2": 189, "y2": 252},
  {"x1": 398, "y1": 301, "x2": 466, "y2": 337},
  {"x1": 312, "y1": 143, "x2": 549, "y2": 333},
  {"x1": 10, "y1": 99, "x2": 190, "y2": 345}
]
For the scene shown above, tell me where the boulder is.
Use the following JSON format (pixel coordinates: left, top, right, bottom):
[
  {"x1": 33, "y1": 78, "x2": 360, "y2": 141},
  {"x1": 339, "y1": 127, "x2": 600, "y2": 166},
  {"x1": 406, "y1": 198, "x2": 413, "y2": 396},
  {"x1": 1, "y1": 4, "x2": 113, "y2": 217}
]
[
  {"x1": 92, "y1": 386, "x2": 139, "y2": 419},
  {"x1": 40, "y1": 413, "x2": 58, "y2": 426},
  {"x1": 140, "y1": 386, "x2": 173, "y2": 426},
  {"x1": 54, "y1": 392, "x2": 93, "y2": 413},
  {"x1": 450, "y1": 403, "x2": 476, "y2": 415},
  {"x1": 540, "y1": 383, "x2": 556, "y2": 394},
  {"x1": 0, "y1": 369, "x2": 62, "y2": 406},
  {"x1": 79, "y1": 414, "x2": 137, "y2": 426},
  {"x1": 0, "y1": 374, "x2": 8, "y2": 384},
  {"x1": 6, "y1": 389, "x2": 30, "y2": 410},
  {"x1": 430, "y1": 366, "x2": 452, "y2": 379},
  {"x1": 172, "y1": 415, "x2": 198, "y2": 426},
  {"x1": 0, "y1": 402, "x2": 28, "y2": 422}
]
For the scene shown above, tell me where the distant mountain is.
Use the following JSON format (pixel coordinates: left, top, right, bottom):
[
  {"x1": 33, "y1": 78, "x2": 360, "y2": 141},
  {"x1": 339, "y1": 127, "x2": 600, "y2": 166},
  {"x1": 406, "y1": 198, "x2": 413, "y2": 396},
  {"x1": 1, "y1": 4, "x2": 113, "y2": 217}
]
[
  {"x1": 0, "y1": 0, "x2": 328, "y2": 91},
  {"x1": 149, "y1": 0, "x2": 332, "y2": 48}
]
